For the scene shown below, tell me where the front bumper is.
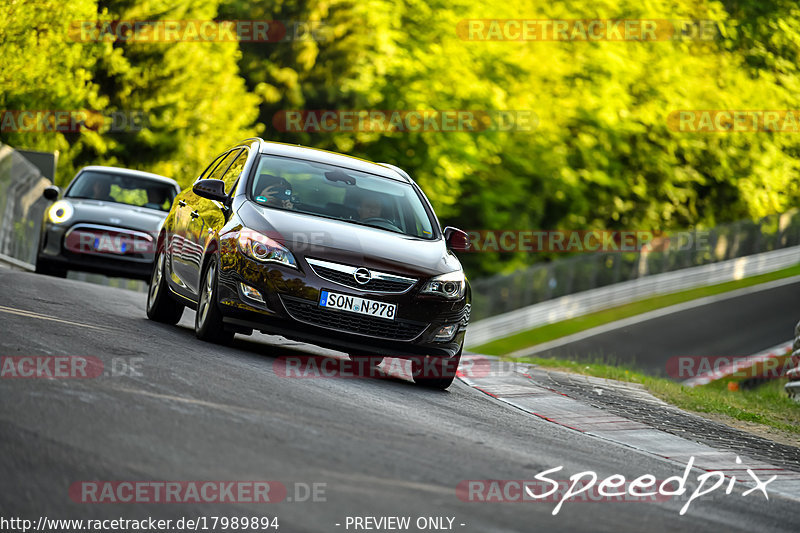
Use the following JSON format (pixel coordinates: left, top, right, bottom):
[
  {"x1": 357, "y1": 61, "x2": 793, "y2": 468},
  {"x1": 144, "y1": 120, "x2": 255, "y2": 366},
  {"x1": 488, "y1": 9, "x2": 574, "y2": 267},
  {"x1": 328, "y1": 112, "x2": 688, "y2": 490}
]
[
  {"x1": 216, "y1": 255, "x2": 469, "y2": 358},
  {"x1": 38, "y1": 222, "x2": 156, "y2": 280}
]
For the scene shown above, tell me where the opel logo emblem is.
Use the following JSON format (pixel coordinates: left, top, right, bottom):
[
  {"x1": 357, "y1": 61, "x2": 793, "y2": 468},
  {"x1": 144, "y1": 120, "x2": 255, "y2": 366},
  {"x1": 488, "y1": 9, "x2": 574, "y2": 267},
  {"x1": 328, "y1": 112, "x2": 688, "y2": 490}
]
[{"x1": 353, "y1": 268, "x2": 372, "y2": 285}]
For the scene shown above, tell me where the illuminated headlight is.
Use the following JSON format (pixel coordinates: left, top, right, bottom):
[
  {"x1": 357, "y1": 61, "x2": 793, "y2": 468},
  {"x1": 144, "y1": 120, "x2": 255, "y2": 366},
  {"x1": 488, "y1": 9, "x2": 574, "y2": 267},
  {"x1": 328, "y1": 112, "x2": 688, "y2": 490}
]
[
  {"x1": 421, "y1": 270, "x2": 466, "y2": 299},
  {"x1": 48, "y1": 201, "x2": 74, "y2": 224},
  {"x1": 237, "y1": 228, "x2": 297, "y2": 268}
]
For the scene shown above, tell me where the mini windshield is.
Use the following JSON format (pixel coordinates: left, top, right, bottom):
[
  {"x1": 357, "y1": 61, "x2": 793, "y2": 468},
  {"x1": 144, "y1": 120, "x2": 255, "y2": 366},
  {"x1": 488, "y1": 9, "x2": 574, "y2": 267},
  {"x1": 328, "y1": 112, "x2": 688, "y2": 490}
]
[
  {"x1": 249, "y1": 155, "x2": 436, "y2": 239},
  {"x1": 66, "y1": 171, "x2": 176, "y2": 212}
]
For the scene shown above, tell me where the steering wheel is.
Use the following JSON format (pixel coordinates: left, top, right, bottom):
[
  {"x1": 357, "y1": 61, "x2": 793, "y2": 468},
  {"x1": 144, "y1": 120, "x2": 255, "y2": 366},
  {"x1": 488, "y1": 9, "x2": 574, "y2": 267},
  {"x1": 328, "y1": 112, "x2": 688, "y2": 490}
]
[{"x1": 360, "y1": 217, "x2": 402, "y2": 232}]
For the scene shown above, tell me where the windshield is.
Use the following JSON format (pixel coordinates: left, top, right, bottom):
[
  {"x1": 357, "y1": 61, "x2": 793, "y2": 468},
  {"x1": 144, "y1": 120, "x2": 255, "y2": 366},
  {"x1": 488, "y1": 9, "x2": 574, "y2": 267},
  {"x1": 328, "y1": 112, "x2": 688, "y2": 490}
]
[
  {"x1": 249, "y1": 155, "x2": 436, "y2": 239},
  {"x1": 66, "y1": 170, "x2": 176, "y2": 212}
]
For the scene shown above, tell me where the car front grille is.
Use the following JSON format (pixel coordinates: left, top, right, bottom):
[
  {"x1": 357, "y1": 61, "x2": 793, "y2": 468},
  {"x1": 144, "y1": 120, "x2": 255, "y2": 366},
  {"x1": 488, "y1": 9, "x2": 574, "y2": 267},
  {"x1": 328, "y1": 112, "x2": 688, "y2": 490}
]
[
  {"x1": 305, "y1": 257, "x2": 417, "y2": 294},
  {"x1": 311, "y1": 264, "x2": 415, "y2": 292},
  {"x1": 280, "y1": 295, "x2": 427, "y2": 341}
]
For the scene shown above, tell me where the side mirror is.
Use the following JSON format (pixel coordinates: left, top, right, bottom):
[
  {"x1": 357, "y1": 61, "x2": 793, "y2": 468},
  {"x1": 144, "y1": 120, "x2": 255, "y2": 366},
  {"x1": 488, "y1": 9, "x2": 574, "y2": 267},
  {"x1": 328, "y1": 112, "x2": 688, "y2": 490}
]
[
  {"x1": 43, "y1": 185, "x2": 60, "y2": 201},
  {"x1": 193, "y1": 179, "x2": 227, "y2": 202},
  {"x1": 443, "y1": 226, "x2": 470, "y2": 252}
]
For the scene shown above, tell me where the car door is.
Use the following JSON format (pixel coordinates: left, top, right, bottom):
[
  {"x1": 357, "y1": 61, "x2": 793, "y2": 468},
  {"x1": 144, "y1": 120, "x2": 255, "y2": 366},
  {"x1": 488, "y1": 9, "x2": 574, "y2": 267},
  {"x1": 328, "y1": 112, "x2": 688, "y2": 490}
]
[
  {"x1": 171, "y1": 150, "x2": 234, "y2": 296},
  {"x1": 183, "y1": 148, "x2": 246, "y2": 295}
]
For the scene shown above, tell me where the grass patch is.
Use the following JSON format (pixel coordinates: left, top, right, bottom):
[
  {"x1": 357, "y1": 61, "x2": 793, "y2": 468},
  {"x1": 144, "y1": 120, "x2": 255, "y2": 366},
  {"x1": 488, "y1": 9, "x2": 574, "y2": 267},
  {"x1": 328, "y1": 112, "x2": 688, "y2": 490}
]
[
  {"x1": 516, "y1": 356, "x2": 800, "y2": 435},
  {"x1": 474, "y1": 263, "x2": 800, "y2": 355}
]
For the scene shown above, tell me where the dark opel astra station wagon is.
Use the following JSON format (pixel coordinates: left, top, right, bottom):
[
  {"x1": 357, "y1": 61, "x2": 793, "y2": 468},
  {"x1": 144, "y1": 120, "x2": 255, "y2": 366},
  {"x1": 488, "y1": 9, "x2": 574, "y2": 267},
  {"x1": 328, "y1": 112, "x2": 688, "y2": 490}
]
[{"x1": 147, "y1": 138, "x2": 471, "y2": 389}]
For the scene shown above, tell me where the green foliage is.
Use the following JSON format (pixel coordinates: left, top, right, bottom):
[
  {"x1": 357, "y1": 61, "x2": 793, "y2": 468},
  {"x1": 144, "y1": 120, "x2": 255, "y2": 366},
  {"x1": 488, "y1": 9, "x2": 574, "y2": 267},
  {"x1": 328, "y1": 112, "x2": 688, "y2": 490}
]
[
  {"x1": 0, "y1": 0, "x2": 258, "y2": 186},
  {"x1": 4, "y1": 0, "x2": 800, "y2": 278}
]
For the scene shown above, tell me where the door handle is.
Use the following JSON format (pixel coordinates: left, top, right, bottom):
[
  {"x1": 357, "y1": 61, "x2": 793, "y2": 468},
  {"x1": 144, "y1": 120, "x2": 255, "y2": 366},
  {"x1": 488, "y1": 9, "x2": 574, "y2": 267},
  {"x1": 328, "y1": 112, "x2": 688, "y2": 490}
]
[
  {"x1": 190, "y1": 211, "x2": 199, "y2": 219},
  {"x1": 178, "y1": 200, "x2": 186, "y2": 207}
]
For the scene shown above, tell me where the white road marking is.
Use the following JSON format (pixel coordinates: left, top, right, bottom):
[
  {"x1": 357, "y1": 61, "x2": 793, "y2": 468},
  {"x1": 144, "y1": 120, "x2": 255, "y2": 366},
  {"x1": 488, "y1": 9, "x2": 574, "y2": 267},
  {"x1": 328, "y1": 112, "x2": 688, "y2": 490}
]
[{"x1": 0, "y1": 304, "x2": 111, "y2": 331}]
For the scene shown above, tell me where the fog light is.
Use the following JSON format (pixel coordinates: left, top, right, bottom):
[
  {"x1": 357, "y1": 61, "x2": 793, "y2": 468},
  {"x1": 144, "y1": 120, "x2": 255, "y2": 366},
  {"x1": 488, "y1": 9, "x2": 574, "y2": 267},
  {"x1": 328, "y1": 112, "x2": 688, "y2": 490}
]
[
  {"x1": 433, "y1": 323, "x2": 458, "y2": 342},
  {"x1": 239, "y1": 283, "x2": 265, "y2": 304}
]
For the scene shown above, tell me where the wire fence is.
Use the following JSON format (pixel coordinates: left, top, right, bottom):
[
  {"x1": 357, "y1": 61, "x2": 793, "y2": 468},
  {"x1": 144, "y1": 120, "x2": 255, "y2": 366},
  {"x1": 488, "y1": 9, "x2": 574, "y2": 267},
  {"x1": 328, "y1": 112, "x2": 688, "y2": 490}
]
[{"x1": 470, "y1": 210, "x2": 800, "y2": 321}]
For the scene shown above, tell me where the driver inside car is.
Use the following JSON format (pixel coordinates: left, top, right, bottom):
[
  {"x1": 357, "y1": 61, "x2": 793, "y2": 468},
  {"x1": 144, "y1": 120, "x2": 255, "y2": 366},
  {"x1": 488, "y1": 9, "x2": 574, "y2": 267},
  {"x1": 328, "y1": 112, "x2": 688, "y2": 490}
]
[
  {"x1": 256, "y1": 174, "x2": 294, "y2": 209},
  {"x1": 357, "y1": 196, "x2": 383, "y2": 220}
]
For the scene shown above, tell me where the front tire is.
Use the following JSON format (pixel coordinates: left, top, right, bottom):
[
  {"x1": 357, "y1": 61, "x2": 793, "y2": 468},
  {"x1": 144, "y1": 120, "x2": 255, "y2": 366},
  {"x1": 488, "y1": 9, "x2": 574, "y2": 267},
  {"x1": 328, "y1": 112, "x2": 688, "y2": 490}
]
[
  {"x1": 146, "y1": 248, "x2": 184, "y2": 324},
  {"x1": 195, "y1": 257, "x2": 234, "y2": 344},
  {"x1": 412, "y1": 348, "x2": 462, "y2": 390}
]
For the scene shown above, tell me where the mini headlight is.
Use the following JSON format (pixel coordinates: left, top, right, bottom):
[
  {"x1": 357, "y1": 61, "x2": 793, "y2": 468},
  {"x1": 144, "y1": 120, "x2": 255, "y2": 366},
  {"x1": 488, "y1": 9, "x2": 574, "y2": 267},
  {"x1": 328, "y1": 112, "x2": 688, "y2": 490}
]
[
  {"x1": 237, "y1": 228, "x2": 297, "y2": 268},
  {"x1": 421, "y1": 270, "x2": 466, "y2": 299},
  {"x1": 48, "y1": 201, "x2": 74, "y2": 224}
]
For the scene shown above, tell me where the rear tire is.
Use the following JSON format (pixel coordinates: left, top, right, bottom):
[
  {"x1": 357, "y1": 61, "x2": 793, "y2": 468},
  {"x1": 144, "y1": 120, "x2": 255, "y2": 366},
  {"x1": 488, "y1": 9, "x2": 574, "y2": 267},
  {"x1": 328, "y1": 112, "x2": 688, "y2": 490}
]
[
  {"x1": 146, "y1": 248, "x2": 184, "y2": 324},
  {"x1": 195, "y1": 256, "x2": 234, "y2": 344},
  {"x1": 412, "y1": 348, "x2": 462, "y2": 390}
]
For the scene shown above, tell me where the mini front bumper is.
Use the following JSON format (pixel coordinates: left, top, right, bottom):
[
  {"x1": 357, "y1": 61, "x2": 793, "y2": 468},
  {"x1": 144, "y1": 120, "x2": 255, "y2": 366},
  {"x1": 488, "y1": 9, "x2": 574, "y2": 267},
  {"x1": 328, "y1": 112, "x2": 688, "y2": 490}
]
[{"x1": 37, "y1": 222, "x2": 156, "y2": 280}]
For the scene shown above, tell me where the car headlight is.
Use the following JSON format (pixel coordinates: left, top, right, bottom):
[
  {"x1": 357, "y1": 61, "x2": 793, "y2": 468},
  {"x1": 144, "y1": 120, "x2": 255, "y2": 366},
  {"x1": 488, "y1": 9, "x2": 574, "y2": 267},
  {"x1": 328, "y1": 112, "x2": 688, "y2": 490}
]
[
  {"x1": 48, "y1": 201, "x2": 74, "y2": 224},
  {"x1": 421, "y1": 270, "x2": 466, "y2": 299},
  {"x1": 237, "y1": 228, "x2": 297, "y2": 268}
]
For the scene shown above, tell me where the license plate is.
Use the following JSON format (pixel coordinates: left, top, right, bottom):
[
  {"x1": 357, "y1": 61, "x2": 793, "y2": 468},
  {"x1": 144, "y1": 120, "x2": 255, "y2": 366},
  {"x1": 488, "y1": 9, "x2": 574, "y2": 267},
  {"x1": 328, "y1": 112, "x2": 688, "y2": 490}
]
[
  {"x1": 94, "y1": 234, "x2": 127, "y2": 254},
  {"x1": 319, "y1": 290, "x2": 396, "y2": 320}
]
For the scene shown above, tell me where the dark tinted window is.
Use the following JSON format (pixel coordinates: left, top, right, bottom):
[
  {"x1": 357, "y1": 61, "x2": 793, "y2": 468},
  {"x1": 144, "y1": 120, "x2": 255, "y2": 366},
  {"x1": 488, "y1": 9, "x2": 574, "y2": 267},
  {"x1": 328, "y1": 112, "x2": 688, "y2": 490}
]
[
  {"x1": 220, "y1": 150, "x2": 248, "y2": 194},
  {"x1": 197, "y1": 152, "x2": 227, "y2": 182},
  {"x1": 206, "y1": 150, "x2": 241, "y2": 182}
]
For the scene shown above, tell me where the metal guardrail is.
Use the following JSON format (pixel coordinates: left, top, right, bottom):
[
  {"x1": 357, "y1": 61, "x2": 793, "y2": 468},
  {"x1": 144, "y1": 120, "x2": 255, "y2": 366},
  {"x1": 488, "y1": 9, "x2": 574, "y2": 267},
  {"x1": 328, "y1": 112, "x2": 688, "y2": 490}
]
[
  {"x1": 0, "y1": 143, "x2": 147, "y2": 292},
  {"x1": 787, "y1": 321, "x2": 800, "y2": 401},
  {"x1": 470, "y1": 210, "x2": 800, "y2": 323},
  {"x1": 0, "y1": 144, "x2": 51, "y2": 266},
  {"x1": 466, "y1": 245, "x2": 800, "y2": 348}
]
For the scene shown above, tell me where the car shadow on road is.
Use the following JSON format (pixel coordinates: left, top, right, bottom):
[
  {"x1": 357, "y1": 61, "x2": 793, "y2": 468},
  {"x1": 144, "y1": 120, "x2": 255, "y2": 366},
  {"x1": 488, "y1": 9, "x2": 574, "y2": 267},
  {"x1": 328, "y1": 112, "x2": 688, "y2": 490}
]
[{"x1": 151, "y1": 316, "x2": 438, "y2": 392}]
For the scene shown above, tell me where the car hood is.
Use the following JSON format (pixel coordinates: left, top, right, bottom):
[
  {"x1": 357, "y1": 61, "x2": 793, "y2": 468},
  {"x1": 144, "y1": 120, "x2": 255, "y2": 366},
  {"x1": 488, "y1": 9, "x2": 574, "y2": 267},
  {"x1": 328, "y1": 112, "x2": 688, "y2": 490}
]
[
  {"x1": 238, "y1": 201, "x2": 462, "y2": 277},
  {"x1": 61, "y1": 199, "x2": 168, "y2": 234}
]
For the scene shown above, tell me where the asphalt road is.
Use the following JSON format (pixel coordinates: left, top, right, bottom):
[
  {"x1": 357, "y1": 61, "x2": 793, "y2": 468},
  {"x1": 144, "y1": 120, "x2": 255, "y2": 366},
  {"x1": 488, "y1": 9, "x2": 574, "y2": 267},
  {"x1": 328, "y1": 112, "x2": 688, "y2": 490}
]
[
  {"x1": 0, "y1": 269, "x2": 797, "y2": 532},
  {"x1": 529, "y1": 280, "x2": 800, "y2": 376}
]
